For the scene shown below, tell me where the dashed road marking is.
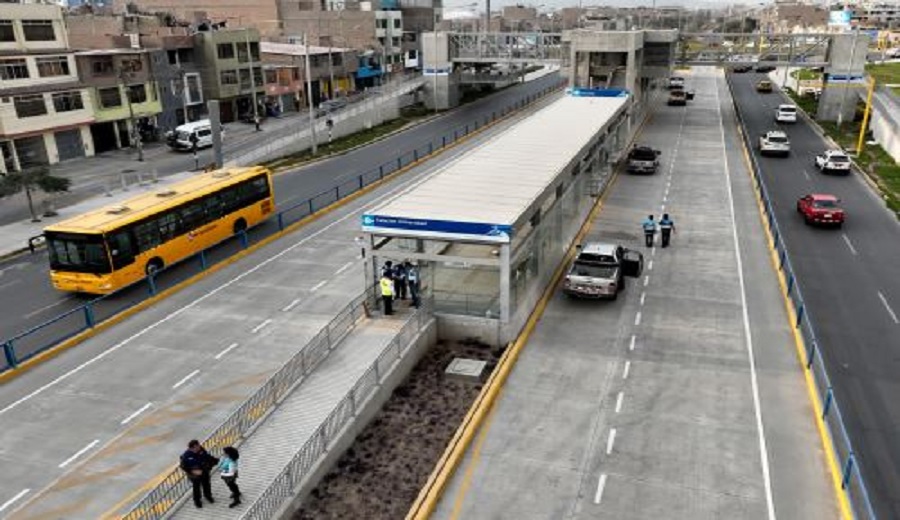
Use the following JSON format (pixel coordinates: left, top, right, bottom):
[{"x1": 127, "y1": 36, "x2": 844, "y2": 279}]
[
  {"x1": 214, "y1": 342, "x2": 239, "y2": 360},
  {"x1": 648, "y1": 260, "x2": 654, "y2": 271},
  {"x1": 593, "y1": 474, "x2": 608, "y2": 504},
  {"x1": 615, "y1": 391, "x2": 624, "y2": 413},
  {"x1": 643, "y1": 275, "x2": 650, "y2": 287},
  {"x1": 172, "y1": 369, "x2": 200, "y2": 390},
  {"x1": 281, "y1": 298, "x2": 302, "y2": 312},
  {"x1": 59, "y1": 439, "x2": 99, "y2": 468},
  {"x1": 335, "y1": 261, "x2": 354, "y2": 275},
  {"x1": 606, "y1": 428, "x2": 617, "y2": 455},
  {"x1": 634, "y1": 311, "x2": 642, "y2": 326},
  {"x1": 803, "y1": 169, "x2": 812, "y2": 181},
  {"x1": 877, "y1": 291, "x2": 899, "y2": 324},
  {"x1": 629, "y1": 335, "x2": 636, "y2": 351},
  {"x1": 622, "y1": 361, "x2": 631, "y2": 379},
  {"x1": 640, "y1": 292, "x2": 646, "y2": 306},
  {"x1": 0, "y1": 489, "x2": 30, "y2": 513},
  {"x1": 120, "y1": 402, "x2": 152, "y2": 425},
  {"x1": 311, "y1": 280, "x2": 327, "y2": 292},
  {"x1": 841, "y1": 233, "x2": 857, "y2": 256},
  {"x1": 251, "y1": 319, "x2": 273, "y2": 333}
]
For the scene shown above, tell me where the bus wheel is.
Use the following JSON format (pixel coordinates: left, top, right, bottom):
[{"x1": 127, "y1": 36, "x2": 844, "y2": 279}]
[
  {"x1": 233, "y1": 218, "x2": 248, "y2": 235},
  {"x1": 145, "y1": 258, "x2": 164, "y2": 276}
]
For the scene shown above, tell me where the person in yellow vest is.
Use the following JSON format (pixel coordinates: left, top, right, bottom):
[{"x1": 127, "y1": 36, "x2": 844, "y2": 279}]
[{"x1": 380, "y1": 274, "x2": 395, "y2": 315}]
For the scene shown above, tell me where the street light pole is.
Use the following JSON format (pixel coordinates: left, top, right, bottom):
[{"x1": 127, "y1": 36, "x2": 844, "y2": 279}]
[
  {"x1": 119, "y1": 67, "x2": 144, "y2": 162},
  {"x1": 304, "y1": 33, "x2": 318, "y2": 154},
  {"x1": 178, "y1": 66, "x2": 189, "y2": 124},
  {"x1": 245, "y1": 28, "x2": 260, "y2": 127}
]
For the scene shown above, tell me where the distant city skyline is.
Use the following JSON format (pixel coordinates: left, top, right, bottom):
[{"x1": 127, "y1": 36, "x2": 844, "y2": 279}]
[{"x1": 442, "y1": 0, "x2": 770, "y2": 10}]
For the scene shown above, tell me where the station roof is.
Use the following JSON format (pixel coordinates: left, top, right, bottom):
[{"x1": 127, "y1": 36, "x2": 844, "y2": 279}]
[{"x1": 362, "y1": 90, "x2": 629, "y2": 243}]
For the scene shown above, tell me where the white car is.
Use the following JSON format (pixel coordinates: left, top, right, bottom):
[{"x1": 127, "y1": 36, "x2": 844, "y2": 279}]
[
  {"x1": 668, "y1": 76, "x2": 685, "y2": 90},
  {"x1": 758, "y1": 130, "x2": 791, "y2": 156},
  {"x1": 815, "y1": 150, "x2": 852, "y2": 174},
  {"x1": 775, "y1": 104, "x2": 798, "y2": 123}
]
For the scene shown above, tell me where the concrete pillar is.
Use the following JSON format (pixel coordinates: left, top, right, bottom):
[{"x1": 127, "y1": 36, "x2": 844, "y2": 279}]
[
  {"x1": 423, "y1": 32, "x2": 459, "y2": 110},
  {"x1": 817, "y1": 32, "x2": 870, "y2": 123},
  {"x1": 80, "y1": 126, "x2": 95, "y2": 157},
  {"x1": 499, "y1": 243, "x2": 511, "y2": 325},
  {"x1": 42, "y1": 133, "x2": 60, "y2": 165}
]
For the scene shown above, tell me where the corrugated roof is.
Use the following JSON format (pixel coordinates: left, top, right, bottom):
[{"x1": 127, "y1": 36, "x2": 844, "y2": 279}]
[{"x1": 362, "y1": 93, "x2": 628, "y2": 242}]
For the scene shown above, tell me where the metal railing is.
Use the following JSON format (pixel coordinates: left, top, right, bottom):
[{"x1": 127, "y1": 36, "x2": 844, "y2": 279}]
[
  {"x1": 727, "y1": 75, "x2": 877, "y2": 520},
  {"x1": 241, "y1": 300, "x2": 433, "y2": 520},
  {"x1": 1, "y1": 74, "x2": 568, "y2": 377},
  {"x1": 120, "y1": 287, "x2": 378, "y2": 520}
]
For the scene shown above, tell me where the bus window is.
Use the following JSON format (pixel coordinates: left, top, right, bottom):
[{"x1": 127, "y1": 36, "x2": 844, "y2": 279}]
[
  {"x1": 46, "y1": 233, "x2": 111, "y2": 274},
  {"x1": 108, "y1": 230, "x2": 136, "y2": 269}
]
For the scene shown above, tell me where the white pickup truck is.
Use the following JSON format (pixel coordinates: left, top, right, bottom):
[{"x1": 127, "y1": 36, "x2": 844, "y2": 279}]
[
  {"x1": 563, "y1": 243, "x2": 643, "y2": 300},
  {"x1": 758, "y1": 130, "x2": 791, "y2": 156},
  {"x1": 815, "y1": 150, "x2": 852, "y2": 174}
]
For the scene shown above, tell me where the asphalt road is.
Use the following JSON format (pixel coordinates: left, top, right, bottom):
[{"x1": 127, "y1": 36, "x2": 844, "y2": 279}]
[
  {"x1": 729, "y1": 71, "x2": 900, "y2": 518},
  {"x1": 0, "y1": 73, "x2": 563, "y2": 366}
]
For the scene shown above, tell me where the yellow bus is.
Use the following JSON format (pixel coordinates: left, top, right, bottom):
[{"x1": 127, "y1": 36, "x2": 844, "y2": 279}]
[{"x1": 43, "y1": 166, "x2": 275, "y2": 294}]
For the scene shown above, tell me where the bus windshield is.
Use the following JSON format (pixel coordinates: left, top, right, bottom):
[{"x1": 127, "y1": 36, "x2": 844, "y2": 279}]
[{"x1": 46, "y1": 232, "x2": 111, "y2": 274}]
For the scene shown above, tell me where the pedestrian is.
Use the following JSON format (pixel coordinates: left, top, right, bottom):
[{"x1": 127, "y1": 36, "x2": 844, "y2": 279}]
[
  {"x1": 641, "y1": 214, "x2": 657, "y2": 248},
  {"x1": 406, "y1": 261, "x2": 420, "y2": 308},
  {"x1": 380, "y1": 273, "x2": 394, "y2": 315},
  {"x1": 218, "y1": 446, "x2": 242, "y2": 508},
  {"x1": 381, "y1": 260, "x2": 393, "y2": 280},
  {"x1": 393, "y1": 261, "x2": 408, "y2": 300},
  {"x1": 180, "y1": 440, "x2": 219, "y2": 508},
  {"x1": 254, "y1": 115, "x2": 261, "y2": 132},
  {"x1": 659, "y1": 213, "x2": 676, "y2": 248}
]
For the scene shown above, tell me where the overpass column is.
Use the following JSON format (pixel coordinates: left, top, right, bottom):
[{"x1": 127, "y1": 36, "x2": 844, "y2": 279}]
[
  {"x1": 423, "y1": 32, "x2": 459, "y2": 110},
  {"x1": 816, "y1": 32, "x2": 870, "y2": 123}
]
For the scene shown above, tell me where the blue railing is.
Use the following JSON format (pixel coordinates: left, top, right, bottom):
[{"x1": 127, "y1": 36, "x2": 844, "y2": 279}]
[
  {"x1": 726, "y1": 75, "x2": 877, "y2": 520},
  {"x1": 1, "y1": 76, "x2": 568, "y2": 377}
]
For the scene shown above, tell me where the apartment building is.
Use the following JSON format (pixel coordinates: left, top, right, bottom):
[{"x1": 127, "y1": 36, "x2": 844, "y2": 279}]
[
  {"x1": 193, "y1": 27, "x2": 264, "y2": 123},
  {"x1": 0, "y1": 4, "x2": 94, "y2": 172},
  {"x1": 260, "y1": 41, "x2": 359, "y2": 107}
]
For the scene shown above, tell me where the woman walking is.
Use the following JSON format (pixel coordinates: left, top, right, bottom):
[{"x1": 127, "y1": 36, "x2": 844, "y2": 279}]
[{"x1": 218, "y1": 446, "x2": 242, "y2": 508}]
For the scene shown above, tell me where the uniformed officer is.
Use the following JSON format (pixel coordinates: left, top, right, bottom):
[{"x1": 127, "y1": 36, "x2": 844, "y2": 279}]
[
  {"x1": 659, "y1": 213, "x2": 676, "y2": 248},
  {"x1": 641, "y1": 215, "x2": 657, "y2": 248},
  {"x1": 380, "y1": 274, "x2": 394, "y2": 315}
]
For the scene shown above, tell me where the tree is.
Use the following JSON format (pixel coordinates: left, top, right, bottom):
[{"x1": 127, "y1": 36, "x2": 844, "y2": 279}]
[{"x1": 0, "y1": 166, "x2": 71, "y2": 222}]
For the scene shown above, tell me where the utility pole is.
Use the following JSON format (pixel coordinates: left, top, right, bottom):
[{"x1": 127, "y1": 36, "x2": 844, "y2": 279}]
[
  {"x1": 245, "y1": 28, "x2": 260, "y2": 128},
  {"x1": 178, "y1": 66, "x2": 189, "y2": 124},
  {"x1": 119, "y1": 67, "x2": 144, "y2": 162},
  {"x1": 304, "y1": 33, "x2": 318, "y2": 154}
]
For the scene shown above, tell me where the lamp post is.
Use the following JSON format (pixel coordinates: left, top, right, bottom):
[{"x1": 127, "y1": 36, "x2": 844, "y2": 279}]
[
  {"x1": 244, "y1": 28, "x2": 260, "y2": 128},
  {"x1": 304, "y1": 33, "x2": 318, "y2": 154},
  {"x1": 119, "y1": 67, "x2": 144, "y2": 162},
  {"x1": 177, "y1": 66, "x2": 189, "y2": 124}
]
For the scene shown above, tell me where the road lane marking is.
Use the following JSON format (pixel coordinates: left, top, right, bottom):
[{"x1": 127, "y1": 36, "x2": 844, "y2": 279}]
[
  {"x1": 877, "y1": 291, "x2": 899, "y2": 324},
  {"x1": 622, "y1": 361, "x2": 631, "y2": 379},
  {"x1": 606, "y1": 428, "x2": 617, "y2": 455},
  {"x1": 640, "y1": 292, "x2": 646, "y2": 306},
  {"x1": 120, "y1": 402, "x2": 153, "y2": 425},
  {"x1": 648, "y1": 260, "x2": 654, "y2": 271},
  {"x1": 0, "y1": 489, "x2": 30, "y2": 513},
  {"x1": 715, "y1": 71, "x2": 776, "y2": 520},
  {"x1": 281, "y1": 298, "x2": 302, "y2": 312},
  {"x1": 629, "y1": 335, "x2": 636, "y2": 351},
  {"x1": 0, "y1": 280, "x2": 21, "y2": 290},
  {"x1": 311, "y1": 280, "x2": 327, "y2": 292},
  {"x1": 651, "y1": 247, "x2": 656, "y2": 257},
  {"x1": 643, "y1": 275, "x2": 650, "y2": 287},
  {"x1": 172, "y1": 369, "x2": 199, "y2": 390},
  {"x1": 23, "y1": 296, "x2": 78, "y2": 319},
  {"x1": 615, "y1": 391, "x2": 624, "y2": 413},
  {"x1": 59, "y1": 439, "x2": 99, "y2": 468},
  {"x1": 593, "y1": 474, "x2": 608, "y2": 504},
  {"x1": 251, "y1": 319, "x2": 273, "y2": 333},
  {"x1": 634, "y1": 311, "x2": 642, "y2": 326},
  {"x1": 660, "y1": 203, "x2": 666, "y2": 212},
  {"x1": 214, "y1": 342, "x2": 239, "y2": 360},
  {"x1": 841, "y1": 234, "x2": 858, "y2": 256},
  {"x1": 803, "y1": 169, "x2": 811, "y2": 181},
  {"x1": 335, "y1": 261, "x2": 354, "y2": 275}
]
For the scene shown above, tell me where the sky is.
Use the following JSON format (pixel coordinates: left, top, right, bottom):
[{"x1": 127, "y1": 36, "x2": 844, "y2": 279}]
[{"x1": 442, "y1": 0, "x2": 763, "y2": 10}]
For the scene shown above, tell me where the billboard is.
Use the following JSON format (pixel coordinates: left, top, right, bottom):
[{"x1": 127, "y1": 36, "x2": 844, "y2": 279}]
[{"x1": 829, "y1": 10, "x2": 852, "y2": 27}]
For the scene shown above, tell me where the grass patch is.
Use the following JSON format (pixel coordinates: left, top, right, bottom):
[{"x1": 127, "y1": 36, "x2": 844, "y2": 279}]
[
  {"x1": 784, "y1": 88, "x2": 820, "y2": 115},
  {"x1": 674, "y1": 65, "x2": 692, "y2": 71},
  {"x1": 866, "y1": 62, "x2": 900, "y2": 96},
  {"x1": 790, "y1": 68, "x2": 821, "y2": 80}
]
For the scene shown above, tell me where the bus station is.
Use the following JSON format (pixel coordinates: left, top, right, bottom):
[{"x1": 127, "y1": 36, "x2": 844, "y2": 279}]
[{"x1": 362, "y1": 87, "x2": 632, "y2": 345}]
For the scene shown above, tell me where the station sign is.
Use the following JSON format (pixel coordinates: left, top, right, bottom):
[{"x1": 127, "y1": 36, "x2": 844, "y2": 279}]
[
  {"x1": 567, "y1": 87, "x2": 630, "y2": 98},
  {"x1": 362, "y1": 214, "x2": 512, "y2": 243}
]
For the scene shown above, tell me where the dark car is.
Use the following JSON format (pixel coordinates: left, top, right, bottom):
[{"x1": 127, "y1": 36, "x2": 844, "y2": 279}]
[
  {"x1": 731, "y1": 65, "x2": 753, "y2": 73},
  {"x1": 755, "y1": 64, "x2": 776, "y2": 73}
]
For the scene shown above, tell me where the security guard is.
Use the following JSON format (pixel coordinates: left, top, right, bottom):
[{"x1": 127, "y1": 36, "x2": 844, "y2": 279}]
[
  {"x1": 641, "y1": 215, "x2": 657, "y2": 248},
  {"x1": 659, "y1": 213, "x2": 676, "y2": 248},
  {"x1": 380, "y1": 274, "x2": 395, "y2": 315}
]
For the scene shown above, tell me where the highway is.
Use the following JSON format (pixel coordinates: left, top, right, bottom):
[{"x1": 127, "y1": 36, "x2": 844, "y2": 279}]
[
  {"x1": 729, "y1": 71, "x2": 900, "y2": 518},
  {"x1": 0, "y1": 73, "x2": 561, "y2": 365}
]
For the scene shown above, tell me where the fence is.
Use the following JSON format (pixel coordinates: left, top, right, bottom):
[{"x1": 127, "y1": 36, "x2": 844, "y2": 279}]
[
  {"x1": 120, "y1": 287, "x2": 379, "y2": 520},
  {"x1": 1, "y1": 74, "x2": 568, "y2": 377},
  {"x1": 726, "y1": 75, "x2": 877, "y2": 519},
  {"x1": 240, "y1": 300, "x2": 433, "y2": 520}
]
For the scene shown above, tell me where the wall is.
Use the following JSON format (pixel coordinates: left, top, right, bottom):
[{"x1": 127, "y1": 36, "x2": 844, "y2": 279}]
[
  {"x1": 0, "y1": 89, "x2": 95, "y2": 138},
  {"x1": 0, "y1": 3, "x2": 68, "y2": 54},
  {"x1": 869, "y1": 89, "x2": 900, "y2": 164},
  {"x1": 110, "y1": 0, "x2": 283, "y2": 37},
  {"x1": 276, "y1": 10, "x2": 378, "y2": 50}
]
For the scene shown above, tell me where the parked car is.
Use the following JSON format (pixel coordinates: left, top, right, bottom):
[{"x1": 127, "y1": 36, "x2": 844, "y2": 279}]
[
  {"x1": 563, "y1": 243, "x2": 643, "y2": 300},
  {"x1": 627, "y1": 145, "x2": 661, "y2": 174},
  {"x1": 755, "y1": 64, "x2": 776, "y2": 73},
  {"x1": 815, "y1": 150, "x2": 852, "y2": 174},
  {"x1": 775, "y1": 104, "x2": 798, "y2": 123},
  {"x1": 758, "y1": 130, "x2": 790, "y2": 156},
  {"x1": 797, "y1": 193, "x2": 845, "y2": 227},
  {"x1": 756, "y1": 79, "x2": 773, "y2": 93},
  {"x1": 668, "y1": 90, "x2": 688, "y2": 106},
  {"x1": 731, "y1": 64, "x2": 753, "y2": 73},
  {"x1": 668, "y1": 76, "x2": 685, "y2": 90}
]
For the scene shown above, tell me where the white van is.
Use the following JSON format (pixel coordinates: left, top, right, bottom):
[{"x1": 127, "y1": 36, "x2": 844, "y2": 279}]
[
  {"x1": 167, "y1": 120, "x2": 223, "y2": 151},
  {"x1": 775, "y1": 104, "x2": 798, "y2": 124}
]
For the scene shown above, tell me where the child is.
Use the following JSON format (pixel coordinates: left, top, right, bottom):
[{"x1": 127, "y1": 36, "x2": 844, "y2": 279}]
[{"x1": 218, "y1": 446, "x2": 241, "y2": 508}]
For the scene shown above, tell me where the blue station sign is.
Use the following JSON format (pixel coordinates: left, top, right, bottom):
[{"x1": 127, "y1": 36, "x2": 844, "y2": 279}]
[{"x1": 362, "y1": 214, "x2": 512, "y2": 243}]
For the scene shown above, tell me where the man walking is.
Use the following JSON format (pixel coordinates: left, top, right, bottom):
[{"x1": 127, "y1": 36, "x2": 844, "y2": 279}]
[
  {"x1": 180, "y1": 440, "x2": 218, "y2": 509},
  {"x1": 659, "y1": 213, "x2": 676, "y2": 248},
  {"x1": 642, "y1": 214, "x2": 657, "y2": 248},
  {"x1": 380, "y1": 273, "x2": 395, "y2": 315},
  {"x1": 406, "y1": 261, "x2": 420, "y2": 308}
]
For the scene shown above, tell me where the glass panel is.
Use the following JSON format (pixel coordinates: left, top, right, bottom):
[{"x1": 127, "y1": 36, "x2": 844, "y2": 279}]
[{"x1": 46, "y1": 233, "x2": 111, "y2": 274}]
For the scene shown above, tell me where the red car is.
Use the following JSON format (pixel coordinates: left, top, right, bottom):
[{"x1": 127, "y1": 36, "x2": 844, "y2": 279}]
[{"x1": 797, "y1": 194, "x2": 845, "y2": 227}]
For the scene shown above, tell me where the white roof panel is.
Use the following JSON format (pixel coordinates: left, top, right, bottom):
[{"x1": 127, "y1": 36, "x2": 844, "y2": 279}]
[{"x1": 362, "y1": 92, "x2": 628, "y2": 243}]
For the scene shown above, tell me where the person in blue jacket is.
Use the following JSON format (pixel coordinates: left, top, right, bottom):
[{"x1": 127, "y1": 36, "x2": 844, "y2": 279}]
[
  {"x1": 641, "y1": 215, "x2": 657, "y2": 248},
  {"x1": 218, "y1": 446, "x2": 242, "y2": 508}
]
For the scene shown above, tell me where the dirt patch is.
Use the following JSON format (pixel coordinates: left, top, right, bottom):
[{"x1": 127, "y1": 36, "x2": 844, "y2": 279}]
[{"x1": 293, "y1": 338, "x2": 505, "y2": 520}]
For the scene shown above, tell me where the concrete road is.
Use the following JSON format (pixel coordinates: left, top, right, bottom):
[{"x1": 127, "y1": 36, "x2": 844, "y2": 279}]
[
  {"x1": 730, "y1": 71, "x2": 900, "y2": 518},
  {"x1": 432, "y1": 67, "x2": 836, "y2": 520},
  {"x1": 0, "y1": 73, "x2": 562, "y2": 365},
  {"x1": 0, "y1": 94, "x2": 558, "y2": 519}
]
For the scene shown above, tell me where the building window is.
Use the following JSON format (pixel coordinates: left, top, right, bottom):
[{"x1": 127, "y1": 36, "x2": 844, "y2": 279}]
[
  {"x1": 0, "y1": 59, "x2": 29, "y2": 80},
  {"x1": 13, "y1": 95, "x2": 47, "y2": 118},
  {"x1": 185, "y1": 73, "x2": 202, "y2": 104},
  {"x1": 393, "y1": 19, "x2": 401, "y2": 29},
  {"x1": 237, "y1": 42, "x2": 250, "y2": 63},
  {"x1": 98, "y1": 87, "x2": 121, "y2": 108},
  {"x1": 167, "y1": 50, "x2": 178, "y2": 65},
  {"x1": 36, "y1": 56, "x2": 70, "y2": 77},
  {"x1": 127, "y1": 84, "x2": 147, "y2": 104},
  {"x1": 377, "y1": 19, "x2": 387, "y2": 29},
  {"x1": 254, "y1": 67, "x2": 263, "y2": 87},
  {"x1": 120, "y1": 57, "x2": 143, "y2": 73},
  {"x1": 22, "y1": 20, "x2": 56, "y2": 42},
  {"x1": 220, "y1": 69, "x2": 238, "y2": 85},
  {"x1": 265, "y1": 69, "x2": 277, "y2": 84},
  {"x1": 217, "y1": 43, "x2": 235, "y2": 60},
  {"x1": 392, "y1": 37, "x2": 400, "y2": 47},
  {"x1": 250, "y1": 42, "x2": 259, "y2": 61},
  {"x1": 331, "y1": 53, "x2": 342, "y2": 67},
  {"x1": 52, "y1": 91, "x2": 84, "y2": 112},
  {"x1": 239, "y1": 69, "x2": 251, "y2": 89},
  {"x1": 0, "y1": 20, "x2": 14, "y2": 42},
  {"x1": 178, "y1": 49, "x2": 194, "y2": 64},
  {"x1": 92, "y1": 58, "x2": 115, "y2": 76}
]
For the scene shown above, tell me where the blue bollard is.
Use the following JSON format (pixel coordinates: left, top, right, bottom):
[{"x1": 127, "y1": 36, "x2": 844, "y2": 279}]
[
  {"x1": 806, "y1": 340, "x2": 817, "y2": 368},
  {"x1": 308, "y1": 199, "x2": 314, "y2": 216},
  {"x1": 240, "y1": 230, "x2": 249, "y2": 249},
  {"x1": 842, "y1": 453, "x2": 855, "y2": 489},
  {"x1": 787, "y1": 273, "x2": 795, "y2": 295},
  {"x1": 442, "y1": 136, "x2": 447, "y2": 148},
  {"x1": 359, "y1": 175, "x2": 364, "y2": 190},
  {"x1": 779, "y1": 249, "x2": 787, "y2": 270},
  {"x1": 414, "y1": 149, "x2": 418, "y2": 162},
  {"x1": 795, "y1": 303, "x2": 805, "y2": 327},
  {"x1": 397, "y1": 157, "x2": 402, "y2": 170},
  {"x1": 822, "y1": 386, "x2": 833, "y2": 417},
  {"x1": 277, "y1": 213, "x2": 285, "y2": 232},
  {"x1": 200, "y1": 250, "x2": 208, "y2": 270},
  {"x1": 148, "y1": 274, "x2": 157, "y2": 296},
  {"x1": 4, "y1": 340, "x2": 17, "y2": 368},
  {"x1": 379, "y1": 164, "x2": 384, "y2": 179},
  {"x1": 428, "y1": 142, "x2": 433, "y2": 155},
  {"x1": 83, "y1": 303, "x2": 95, "y2": 328}
]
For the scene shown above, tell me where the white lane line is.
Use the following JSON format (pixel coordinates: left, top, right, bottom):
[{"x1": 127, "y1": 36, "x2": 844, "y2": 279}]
[
  {"x1": 172, "y1": 369, "x2": 200, "y2": 390},
  {"x1": 651, "y1": 247, "x2": 656, "y2": 257},
  {"x1": 23, "y1": 296, "x2": 77, "y2": 319},
  {"x1": 58, "y1": 439, "x2": 99, "y2": 468},
  {"x1": 281, "y1": 298, "x2": 302, "y2": 312},
  {"x1": 634, "y1": 311, "x2": 642, "y2": 326},
  {"x1": 640, "y1": 292, "x2": 646, "y2": 306},
  {"x1": 0, "y1": 148, "x2": 457, "y2": 418},
  {"x1": 605, "y1": 428, "x2": 617, "y2": 455},
  {"x1": 334, "y1": 261, "x2": 354, "y2": 275},
  {"x1": 593, "y1": 474, "x2": 608, "y2": 504},
  {"x1": 120, "y1": 402, "x2": 152, "y2": 425},
  {"x1": 841, "y1": 233, "x2": 858, "y2": 256},
  {"x1": 648, "y1": 260, "x2": 654, "y2": 271},
  {"x1": 615, "y1": 391, "x2": 624, "y2": 413},
  {"x1": 0, "y1": 279, "x2": 21, "y2": 290},
  {"x1": 877, "y1": 291, "x2": 899, "y2": 324},
  {"x1": 622, "y1": 361, "x2": 631, "y2": 379},
  {"x1": 311, "y1": 280, "x2": 327, "y2": 292},
  {"x1": 214, "y1": 342, "x2": 239, "y2": 360},
  {"x1": 643, "y1": 275, "x2": 650, "y2": 287},
  {"x1": 803, "y1": 169, "x2": 812, "y2": 181},
  {"x1": 0, "y1": 489, "x2": 30, "y2": 513},
  {"x1": 629, "y1": 335, "x2": 636, "y2": 351},
  {"x1": 715, "y1": 72, "x2": 776, "y2": 520},
  {"x1": 251, "y1": 318, "x2": 273, "y2": 333},
  {"x1": 660, "y1": 203, "x2": 666, "y2": 212}
]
